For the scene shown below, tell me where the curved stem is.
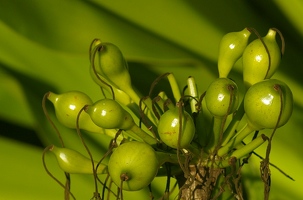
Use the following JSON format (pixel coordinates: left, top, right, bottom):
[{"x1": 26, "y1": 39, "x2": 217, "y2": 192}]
[
  {"x1": 140, "y1": 96, "x2": 159, "y2": 126},
  {"x1": 89, "y1": 64, "x2": 133, "y2": 106},
  {"x1": 217, "y1": 123, "x2": 255, "y2": 156},
  {"x1": 42, "y1": 92, "x2": 65, "y2": 147},
  {"x1": 102, "y1": 129, "x2": 124, "y2": 143},
  {"x1": 167, "y1": 73, "x2": 181, "y2": 102},
  {"x1": 124, "y1": 86, "x2": 141, "y2": 106},
  {"x1": 216, "y1": 134, "x2": 267, "y2": 168},
  {"x1": 221, "y1": 100, "x2": 245, "y2": 146},
  {"x1": 127, "y1": 124, "x2": 158, "y2": 145},
  {"x1": 187, "y1": 76, "x2": 199, "y2": 113},
  {"x1": 206, "y1": 117, "x2": 223, "y2": 152},
  {"x1": 230, "y1": 134, "x2": 267, "y2": 158}
]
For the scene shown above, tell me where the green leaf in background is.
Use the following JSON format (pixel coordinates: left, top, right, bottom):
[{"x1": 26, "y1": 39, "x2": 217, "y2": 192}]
[{"x1": 0, "y1": 0, "x2": 302, "y2": 199}]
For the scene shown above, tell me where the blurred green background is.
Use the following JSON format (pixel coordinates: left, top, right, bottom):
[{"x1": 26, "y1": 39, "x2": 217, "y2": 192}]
[{"x1": 0, "y1": 0, "x2": 302, "y2": 199}]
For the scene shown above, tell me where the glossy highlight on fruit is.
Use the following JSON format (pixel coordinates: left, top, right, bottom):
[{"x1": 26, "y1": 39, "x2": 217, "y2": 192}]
[
  {"x1": 244, "y1": 79, "x2": 293, "y2": 130},
  {"x1": 85, "y1": 98, "x2": 134, "y2": 130},
  {"x1": 108, "y1": 141, "x2": 159, "y2": 191},
  {"x1": 46, "y1": 91, "x2": 103, "y2": 133},
  {"x1": 49, "y1": 145, "x2": 107, "y2": 174},
  {"x1": 242, "y1": 29, "x2": 281, "y2": 87},
  {"x1": 205, "y1": 78, "x2": 239, "y2": 118},
  {"x1": 157, "y1": 107, "x2": 195, "y2": 148},
  {"x1": 94, "y1": 43, "x2": 132, "y2": 91},
  {"x1": 218, "y1": 28, "x2": 251, "y2": 78}
]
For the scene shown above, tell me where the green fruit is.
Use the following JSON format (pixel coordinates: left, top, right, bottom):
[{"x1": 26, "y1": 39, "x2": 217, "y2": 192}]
[
  {"x1": 205, "y1": 78, "x2": 239, "y2": 118},
  {"x1": 89, "y1": 65, "x2": 134, "y2": 106},
  {"x1": 94, "y1": 43, "x2": 132, "y2": 91},
  {"x1": 85, "y1": 98, "x2": 134, "y2": 130},
  {"x1": 108, "y1": 141, "x2": 159, "y2": 191},
  {"x1": 218, "y1": 28, "x2": 251, "y2": 78},
  {"x1": 85, "y1": 99, "x2": 158, "y2": 145},
  {"x1": 90, "y1": 41, "x2": 145, "y2": 106},
  {"x1": 49, "y1": 145, "x2": 107, "y2": 174},
  {"x1": 242, "y1": 29, "x2": 281, "y2": 87},
  {"x1": 244, "y1": 79, "x2": 293, "y2": 130},
  {"x1": 157, "y1": 107, "x2": 195, "y2": 149},
  {"x1": 46, "y1": 91, "x2": 103, "y2": 133}
]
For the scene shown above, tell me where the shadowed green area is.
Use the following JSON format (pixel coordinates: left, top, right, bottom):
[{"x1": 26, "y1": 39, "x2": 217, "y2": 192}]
[{"x1": 0, "y1": 1, "x2": 302, "y2": 199}]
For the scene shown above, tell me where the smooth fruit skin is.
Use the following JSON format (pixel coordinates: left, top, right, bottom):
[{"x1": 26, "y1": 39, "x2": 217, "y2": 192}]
[
  {"x1": 218, "y1": 28, "x2": 251, "y2": 78},
  {"x1": 95, "y1": 43, "x2": 132, "y2": 91},
  {"x1": 49, "y1": 145, "x2": 107, "y2": 174},
  {"x1": 108, "y1": 141, "x2": 159, "y2": 191},
  {"x1": 205, "y1": 78, "x2": 239, "y2": 118},
  {"x1": 157, "y1": 108, "x2": 195, "y2": 149},
  {"x1": 85, "y1": 99, "x2": 134, "y2": 130},
  {"x1": 244, "y1": 79, "x2": 293, "y2": 130},
  {"x1": 242, "y1": 29, "x2": 281, "y2": 87},
  {"x1": 47, "y1": 91, "x2": 103, "y2": 133}
]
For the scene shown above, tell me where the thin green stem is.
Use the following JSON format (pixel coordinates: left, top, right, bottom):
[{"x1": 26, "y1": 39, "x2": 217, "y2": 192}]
[
  {"x1": 187, "y1": 76, "x2": 199, "y2": 113},
  {"x1": 167, "y1": 73, "x2": 181, "y2": 102},
  {"x1": 230, "y1": 134, "x2": 267, "y2": 158},
  {"x1": 221, "y1": 100, "x2": 245, "y2": 146},
  {"x1": 217, "y1": 123, "x2": 255, "y2": 156},
  {"x1": 140, "y1": 96, "x2": 159, "y2": 126},
  {"x1": 128, "y1": 124, "x2": 158, "y2": 146},
  {"x1": 102, "y1": 129, "x2": 124, "y2": 143},
  {"x1": 124, "y1": 86, "x2": 141, "y2": 107},
  {"x1": 216, "y1": 134, "x2": 267, "y2": 168},
  {"x1": 206, "y1": 117, "x2": 223, "y2": 152}
]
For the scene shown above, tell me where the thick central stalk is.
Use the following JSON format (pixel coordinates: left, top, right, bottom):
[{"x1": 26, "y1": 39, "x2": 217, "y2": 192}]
[{"x1": 178, "y1": 164, "x2": 224, "y2": 200}]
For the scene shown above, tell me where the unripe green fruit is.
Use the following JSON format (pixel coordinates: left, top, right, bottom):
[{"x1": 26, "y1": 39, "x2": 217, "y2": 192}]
[
  {"x1": 243, "y1": 29, "x2": 281, "y2": 87},
  {"x1": 49, "y1": 145, "x2": 107, "y2": 174},
  {"x1": 108, "y1": 141, "x2": 159, "y2": 191},
  {"x1": 218, "y1": 28, "x2": 251, "y2": 78},
  {"x1": 244, "y1": 79, "x2": 293, "y2": 130},
  {"x1": 47, "y1": 91, "x2": 103, "y2": 133},
  {"x1": 85, "y1": 98, "x2": 134, "y2": 130},
  {"x1": 205, "y1": 78, "x2": 239, "y2": 118},
  {"x1": 157, "y1": 107, "x2": 195, "y2": 148},
  {"x1": 95, "y1": 43, "x2": 132, "y2": 92}
]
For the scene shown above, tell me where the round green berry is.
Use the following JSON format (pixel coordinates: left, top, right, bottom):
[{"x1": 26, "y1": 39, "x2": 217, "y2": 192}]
[
  {"x1": 108, "y1": 141, "x2": 159, "y2": 191},
  {"x1": 205, "y1": 78, "x2": 239, "y2": 118},
  {"x1": 157, "y1": 107, "x2": 195, "y2": 149},
  {"x1": 244, "y1": 79, "x2": 293, "y2": 130}
]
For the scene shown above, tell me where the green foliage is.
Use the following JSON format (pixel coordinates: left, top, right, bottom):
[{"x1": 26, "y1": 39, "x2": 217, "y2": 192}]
[{"x1": 1, "y1": 1, "x2": 303, "y2": 199}]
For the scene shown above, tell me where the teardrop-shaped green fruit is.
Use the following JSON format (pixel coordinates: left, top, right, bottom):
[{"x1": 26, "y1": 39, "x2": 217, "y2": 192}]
[
  {"x1": 49, "y1": 145, "x2": 107, "y2": 174},
  {"x1": 242, "y1": 29, "x2": 281, "y2": 88},
  {"x1": 94, "y1": 43, "x2": 132, "y2": 91},
  {"x1": 85, "y1": 98, "x2": 134, "y2": 130},
  {"x1": 47, "y1": 91, "x2": 103, "y2": 133},
  {"x1": 218, "y1": 28, "x2": 251, "y2": 78},
  {"x1": 244, "y1": 79, "x2": 293, "y2": 130},
  {"x1": 108, "y1": 141, "x2": 159, "y2": 191}
]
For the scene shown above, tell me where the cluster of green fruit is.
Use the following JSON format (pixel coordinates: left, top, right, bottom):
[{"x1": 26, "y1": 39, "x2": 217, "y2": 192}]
[{"x1": 43, "y1": 28, "x2": 293, "y2": 197}]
